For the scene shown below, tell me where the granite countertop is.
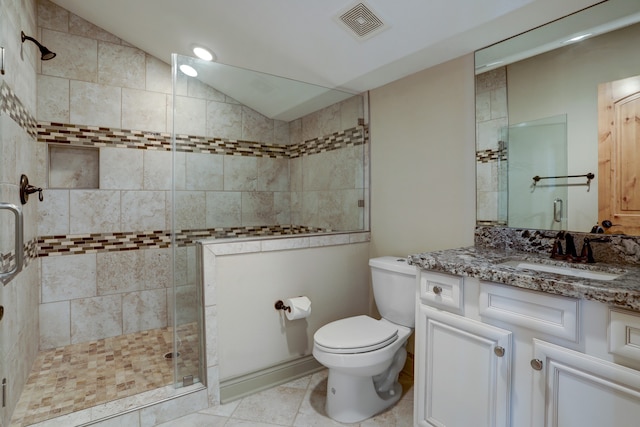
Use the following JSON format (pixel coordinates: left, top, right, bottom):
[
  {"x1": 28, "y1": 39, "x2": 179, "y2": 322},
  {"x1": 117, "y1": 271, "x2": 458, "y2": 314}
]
[{"x1": 408, "y1": 246, "x2": 640, "y2": 311}]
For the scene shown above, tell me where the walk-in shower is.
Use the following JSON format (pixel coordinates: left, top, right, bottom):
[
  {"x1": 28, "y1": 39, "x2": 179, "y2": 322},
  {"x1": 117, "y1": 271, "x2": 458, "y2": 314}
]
[{"x1": 1, "y1": 44, "x2": 366, "y2": 425}]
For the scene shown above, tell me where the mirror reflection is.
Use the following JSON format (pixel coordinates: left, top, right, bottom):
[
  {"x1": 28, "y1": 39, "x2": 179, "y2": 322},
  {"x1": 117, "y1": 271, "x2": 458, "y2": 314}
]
[{"x1": 475, "y1": 0, "x2": 640, "y2": 235}]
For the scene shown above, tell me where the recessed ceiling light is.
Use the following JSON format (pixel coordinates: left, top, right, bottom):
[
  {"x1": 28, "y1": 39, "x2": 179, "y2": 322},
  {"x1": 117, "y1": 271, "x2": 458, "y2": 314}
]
[
  {"x1": 193, "y1": 46, "x2": 215, "y2": 61},
  {"x1": 179, "y1": 64, "x2": 198, "y2": 77}
]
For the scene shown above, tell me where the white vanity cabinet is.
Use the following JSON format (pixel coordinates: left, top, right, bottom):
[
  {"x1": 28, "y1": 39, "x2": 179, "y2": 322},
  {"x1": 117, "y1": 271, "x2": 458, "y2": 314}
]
[
  {"x1": 415, "y1": 269, "x2": 640, "y2": 427},
  {"x1": 531, "y1": 339, "x2": 640, "y2": 427},
  {"x1": 415, "y1": 305, "x2": 512, "y2": 427}
]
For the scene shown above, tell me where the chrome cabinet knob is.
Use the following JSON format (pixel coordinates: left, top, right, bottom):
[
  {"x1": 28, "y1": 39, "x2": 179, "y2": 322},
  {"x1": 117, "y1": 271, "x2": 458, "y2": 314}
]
[
  {"x1": 494, "y1": 346, "x2": 505, "y2": 357},
  {"x1": 432, "y1": 286, "x2": 442, "y2": 295},
  {"x1": 531, "y1": 359, "x2": 543, "y2": 371}
]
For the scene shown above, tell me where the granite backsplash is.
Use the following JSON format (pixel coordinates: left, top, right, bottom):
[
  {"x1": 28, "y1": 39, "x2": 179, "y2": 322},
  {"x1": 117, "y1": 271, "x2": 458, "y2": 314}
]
[{"x1": 475, "y1": 226, "x2": 640, "y2": 266}]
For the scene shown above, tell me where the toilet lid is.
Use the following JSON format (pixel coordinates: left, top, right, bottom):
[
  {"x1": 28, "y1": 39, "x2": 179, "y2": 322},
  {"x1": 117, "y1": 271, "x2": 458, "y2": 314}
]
[{"x1": 314, "y1": 315, "x2": 398, "y2": 354}]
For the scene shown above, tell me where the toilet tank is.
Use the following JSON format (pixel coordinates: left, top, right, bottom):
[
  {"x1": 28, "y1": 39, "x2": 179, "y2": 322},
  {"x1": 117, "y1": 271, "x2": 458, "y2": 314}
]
[{"x1": 369, "y1": 256, "x2": 417, "y2": 328}]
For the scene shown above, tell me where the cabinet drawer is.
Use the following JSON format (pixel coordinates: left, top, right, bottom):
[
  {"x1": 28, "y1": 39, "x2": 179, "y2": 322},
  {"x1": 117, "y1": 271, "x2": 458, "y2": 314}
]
[
  {"x1": 609, "y1": 308, "x2": 640, "y2": 361},
  {"x1": 419, "y1": 271, "x2": 464, "y2": 314},
  {"x1": 479, "y1": 281, "x2": 580, "y2": 342}
]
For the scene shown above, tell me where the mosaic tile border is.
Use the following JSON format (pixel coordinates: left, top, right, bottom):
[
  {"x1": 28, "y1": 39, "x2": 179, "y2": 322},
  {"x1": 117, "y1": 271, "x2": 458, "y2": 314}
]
[
  {"x1": 0, "y1": 238, "x2": 38, "y2": 285},
  {"x1": 36, "y1": 225, "x2": 330, "y2": 257},
  {"x1": 0, "y1": 82, "x2": 362, "y2": 264},
  {"x1": 476, "y1": 147, "x2": 507, "y2": 163},
  {"x1": 38, "y1": 122, "x2": 368, "y2": 158},
  {"x1": 1, "y1": 81, "x2": 369, "y2": 158},
  {"x1": 0, "y1": 81, "x2": 38, "y2": 138}
]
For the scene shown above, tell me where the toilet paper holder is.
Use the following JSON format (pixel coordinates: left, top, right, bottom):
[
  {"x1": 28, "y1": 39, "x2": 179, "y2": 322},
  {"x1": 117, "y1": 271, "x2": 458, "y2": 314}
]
[{"x1": 274, "y1": 300, "x2": 291, "y2": 312}]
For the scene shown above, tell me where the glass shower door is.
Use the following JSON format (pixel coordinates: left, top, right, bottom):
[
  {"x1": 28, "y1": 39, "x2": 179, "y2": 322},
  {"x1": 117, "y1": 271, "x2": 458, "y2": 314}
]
[{"x1": 507, "y1": 115, "x2": 568, "y2": 230}]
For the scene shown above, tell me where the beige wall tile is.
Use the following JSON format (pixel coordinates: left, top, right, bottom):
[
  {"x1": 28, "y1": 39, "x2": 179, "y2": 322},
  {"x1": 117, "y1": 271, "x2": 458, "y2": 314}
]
[
  {"x1": 0, "y1": 117, "x2": 18, "y2": 186},
  {"x1": 37, "y1": 0, "x2": 68, "y2": 32},
  {"x1": 97, "y1": 250, "x2": 144, "y2": 295},
  {"x1": 70, "y1": 80, "x2": 121, "y2": 128},
  {"x1": 41, "y1": 29, "x2": 98, "y2": 82},
  {"x1": 206, "y1": 101, "x2": 242, "y2": 139},
  {"x1": 121, "y1": 190, "x2": 167, "y2": 231},
  {"x1": 174, "y1": 191, "x2": 206, "y2": 230},
  {"x1": 37, "y1": 74, "x2": 70, "y2": 122},
  {"x1": 42, "y1": 253, "x2": 97, "y2": 303},
  {"x1": 100, "y1": 147, "x2": 143, "y2": 190},
  {"x1": 303, "y1": 148, "x2": 355, "y2": 191},
  {"x1": 289, "y1": 157, "x2": 302, "y2": 192},
  {"x1": 71, "y1": 295, "x2": 122, "y2": 343},
  {"x1": 340, "y1": 95, "x2": 364, "y2": 129},
  {"x1": 39, "y1": 301, "x2": 71, "y2": 349},
  {"x1": 302, "y1": 103, "x2": 340, "y2": 142},
  {"x1": 69, "y1": 13, "x2": 120, "y2": 43},
  {"x1": 185, "y1": 153, "x2": 224, "y2": 191},
  {"x1": 98, "y1": 42, "x2": 146, "y2": 89},
  {"x1": 242, "y1": 106, "x2": 273, "y2": 143},
  {"x1": 274, "y1": 192, "x2": 291, "y2": 225},
  {"x1": 143, "y1": 150, "x2": 172, "y2": 190},
  {"x1": 37, "y1": 188, "x2": 69, "y2": 235},
  {"x1": 223, "y1": 155, "x2": 257, "y2": 191},
  {"x1": 205, "y1": 191, "x2": 241, "y2": 228},
  {"x1": 122, "y1": 289, "x2": 167, "y2": 334},
  {"x1": 122, "y1": 88, "x2": 167, "y2": 132},
  {"x1": 275, "y1": 120, "x2": 290, "y2": 145},
  {"x1": 143, "y1": 248, "x2": 172, "y2": 289},
  {"x1": 145, "y1": 55, "x2": 173, "y2": 95},
  {"x1": 289, "y1": 119, "x2": 302, "y2": 144},
  {"x1": 258, "y1": 157, "x2": 289, "y2": 191},
  {"x1": 69, "y1": 190, "x2": 121, "y2": 233},
  {"x1": 241, "y1": 192, "x2": 274, "y2": 226},
  {"x1": 172, "y1": 95, "x2": 206, "y2": 135},
  {"x1": 173, "y1": 284, "x2": 198, "y2": 325}
]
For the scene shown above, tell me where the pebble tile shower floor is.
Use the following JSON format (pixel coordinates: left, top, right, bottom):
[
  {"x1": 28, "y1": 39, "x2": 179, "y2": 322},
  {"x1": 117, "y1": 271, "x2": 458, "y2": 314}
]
[{"x1": 10, "y1": 324, "x2": 199, "y2": 426}]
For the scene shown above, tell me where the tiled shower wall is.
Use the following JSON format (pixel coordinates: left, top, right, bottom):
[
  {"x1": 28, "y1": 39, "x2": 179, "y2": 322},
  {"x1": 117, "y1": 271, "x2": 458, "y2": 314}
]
[
  {"x1": 475, "y1": 67, "x2": 507, "y2": 225},
  {"x1": 35, "y1": 0, "x2": 367, "y2": 350},
  {"x1": 0, "y1": 0, "x2": 41, "y2": 424}
]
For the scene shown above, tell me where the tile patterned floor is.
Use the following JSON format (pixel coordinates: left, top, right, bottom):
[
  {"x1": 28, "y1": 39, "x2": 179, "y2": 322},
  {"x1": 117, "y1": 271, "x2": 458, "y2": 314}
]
[
  {"x1": 10, "y1": 324, "x2": 200, "y2": 427},
  {"x1": 157, "y1": 370, "x2": 414, "y2": 427}
]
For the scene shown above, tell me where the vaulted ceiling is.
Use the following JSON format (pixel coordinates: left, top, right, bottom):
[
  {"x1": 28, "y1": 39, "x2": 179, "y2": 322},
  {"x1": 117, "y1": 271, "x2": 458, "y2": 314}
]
[{"x1": 50, "y1": 0, "x2": 600, "y2": 93}]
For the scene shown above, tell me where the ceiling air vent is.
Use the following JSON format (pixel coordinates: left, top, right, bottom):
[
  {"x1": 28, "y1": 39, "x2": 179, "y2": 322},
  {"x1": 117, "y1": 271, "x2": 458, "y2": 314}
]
[{"x1": 336, "y1": 2, "x2": 389, "y2": 41}]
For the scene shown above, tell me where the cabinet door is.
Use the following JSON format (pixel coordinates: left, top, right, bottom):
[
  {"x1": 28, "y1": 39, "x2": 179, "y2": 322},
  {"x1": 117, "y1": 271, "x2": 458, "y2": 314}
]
[
  {"x1": 415, "y1": 305, "x2": 512, "y2": 427},
  {"x1": 532, "y1": 339, "x2": 640, "y2": 427}
]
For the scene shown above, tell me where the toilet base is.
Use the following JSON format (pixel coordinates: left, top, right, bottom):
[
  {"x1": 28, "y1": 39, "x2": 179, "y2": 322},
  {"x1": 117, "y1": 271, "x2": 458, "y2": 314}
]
[{"x1": 325, "y1": 369, "x2": 403, "y2": 423}]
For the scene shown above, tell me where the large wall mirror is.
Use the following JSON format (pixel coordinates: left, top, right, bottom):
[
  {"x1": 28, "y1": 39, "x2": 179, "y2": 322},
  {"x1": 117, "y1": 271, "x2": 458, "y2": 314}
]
[{"x1": 475, "y1": 0, "x2": 640, "y2": 235}]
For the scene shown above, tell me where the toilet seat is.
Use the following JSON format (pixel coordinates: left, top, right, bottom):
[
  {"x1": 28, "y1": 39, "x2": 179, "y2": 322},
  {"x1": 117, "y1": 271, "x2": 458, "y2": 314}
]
[{"x1": 314, "y1": 315, "x2": 398, "y2": 354}]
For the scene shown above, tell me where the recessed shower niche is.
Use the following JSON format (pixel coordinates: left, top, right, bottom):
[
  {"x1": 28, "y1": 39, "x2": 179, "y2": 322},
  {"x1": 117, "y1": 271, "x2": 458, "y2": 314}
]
[{"x1": 48, "y1": 145, "x2": 99, "y2": 189}]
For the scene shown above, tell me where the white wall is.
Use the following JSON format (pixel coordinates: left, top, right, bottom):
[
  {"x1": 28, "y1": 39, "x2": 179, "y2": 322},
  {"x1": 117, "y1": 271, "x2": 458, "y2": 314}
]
[
  {"x1": 201, "y1": 233, "x2": 370, "y2": 405},
  {"x1": 215, "y1": 241, "x2": 370, "y2": 379},
  {"x1": 369, "y1": 54, "x2": 477, "y2": 258}
]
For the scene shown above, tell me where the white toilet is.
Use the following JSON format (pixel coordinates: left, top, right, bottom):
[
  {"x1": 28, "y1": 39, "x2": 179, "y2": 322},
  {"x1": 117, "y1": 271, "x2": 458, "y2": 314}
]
[{"x1": 312, "y1": 256, "x2": 416, "y2": 423}]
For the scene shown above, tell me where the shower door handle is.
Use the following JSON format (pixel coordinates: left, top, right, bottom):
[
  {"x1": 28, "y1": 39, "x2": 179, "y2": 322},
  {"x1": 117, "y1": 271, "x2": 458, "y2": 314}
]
[
  {"x1": 0, "y1": 203, "x2": 23, "y2": 282},
  {"x1": 553, "y1": 198, "x2": 563, "y2": 223}
]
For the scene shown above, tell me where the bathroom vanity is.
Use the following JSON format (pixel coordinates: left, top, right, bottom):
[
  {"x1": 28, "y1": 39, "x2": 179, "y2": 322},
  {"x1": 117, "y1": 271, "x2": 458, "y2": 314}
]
[{"x1": 409, "y1": 245, "x2": 640, "y2": 427}]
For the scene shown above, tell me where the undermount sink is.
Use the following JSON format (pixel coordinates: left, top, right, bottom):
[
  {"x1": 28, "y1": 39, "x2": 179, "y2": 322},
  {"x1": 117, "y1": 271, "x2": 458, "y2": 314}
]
[{"x1": 498, "y1": 260, "x2": 622, "y2": 281}]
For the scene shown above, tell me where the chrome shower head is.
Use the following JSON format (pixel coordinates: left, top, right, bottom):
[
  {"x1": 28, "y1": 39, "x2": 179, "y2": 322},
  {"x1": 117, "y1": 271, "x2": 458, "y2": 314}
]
[{"x1": 21, "y1": 31, "x2": 56, "y2": 60}]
